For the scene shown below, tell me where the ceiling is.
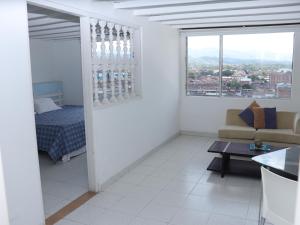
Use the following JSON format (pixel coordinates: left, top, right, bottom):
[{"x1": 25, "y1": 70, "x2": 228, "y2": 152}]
[
  {"x1": 112, "y1": 0, "x2": 300, "y2": 29},
  {"x1": 27, "y1": 5, "x2": 80, "y2": 40}
]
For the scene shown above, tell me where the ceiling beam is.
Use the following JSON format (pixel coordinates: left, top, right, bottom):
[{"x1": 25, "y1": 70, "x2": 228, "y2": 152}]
[
  {"x1": 173, "y1": 19, "x2": 300, "y2": 29},
  {"x1": 149, "y1": 5, "x2": 300, "y2": 21},
  {"x1": 28, "y1": 15, "x2": 49, "y2": 21},
  {"x1": 133, "y1": 0, "x2": 300, "y2": 16},
  {"x1": 29, "y1": 20, "x2": 78, "y2": 28},
  {"x1": 163, "y1": 12, "x2": 300, "y2": 25},
  {"x1": 29, "y1": 24, "x2": 79, "y2": 33},
  {"x1": 29, "y1": 17, "x2": 79, "y2": 27},
  {"x1": 30, "y1": 31, "x2": 80, "y2": 38},
  {"x1": 114, "y1": 0, "x2": 220, "y2": 9},
  {"x1": 31, "y1": 36, "x2": 80, "y2": 41},
  {"x1": 29, "y1": 27, "x2": 80, "y2": 36}
]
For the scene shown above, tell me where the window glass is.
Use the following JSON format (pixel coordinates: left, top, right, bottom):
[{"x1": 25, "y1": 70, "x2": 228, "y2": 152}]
[
  {"x1": 222, "y1": 33, "x2": 293, "y2": 98},
  {"x1": 187, "y1": 36, "x2": 220, "y2": 96}
]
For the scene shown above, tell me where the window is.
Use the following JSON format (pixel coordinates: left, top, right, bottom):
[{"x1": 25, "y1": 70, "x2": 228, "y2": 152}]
[
  {"x1": 187, "y1": 36, "x2": 220, "y2": 96},
  {"x1": 90, "y1": 19, "x2": 139, "y2": 106},
  {"x1": 186, "y1": 32, "x2": 294, "y2": 98}
]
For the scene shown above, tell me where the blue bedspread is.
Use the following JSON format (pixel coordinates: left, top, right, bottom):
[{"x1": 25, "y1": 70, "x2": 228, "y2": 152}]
[{"x1": 35, "y1": 106, "x2": 86, "y2": 161}]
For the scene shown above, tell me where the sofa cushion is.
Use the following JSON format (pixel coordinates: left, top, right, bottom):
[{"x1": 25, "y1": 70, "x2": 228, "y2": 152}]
[
  {"x1": 239, "y1": 107, "x2": 255, "y2": 127},
  {"x1": 218, "y1": 125, "x2": 256, "y2": 140},
  {"x1": 256, "y1": 129, "x2": 300, "y2": 145},
  {"x1": 238, "y1": 101, "x2": 260, "y2": 127},
  {"x1": 253, "y1": 107, "x2": 277, "y2": 129},
  {"x1": 277, "y1": 111, "x2": 296, "y2": 129}
]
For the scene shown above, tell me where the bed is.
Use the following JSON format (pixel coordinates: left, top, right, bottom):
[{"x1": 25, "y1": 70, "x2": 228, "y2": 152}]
[{"x1": 33, "y1": 82, "x2": 86, "y2": 162}]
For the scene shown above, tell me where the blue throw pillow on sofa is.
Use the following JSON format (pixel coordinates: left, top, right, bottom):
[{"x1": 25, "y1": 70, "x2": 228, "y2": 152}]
[
  {"x1": 264, "y1": 107, "x2": 277, "y2": 129},
  {"x1": 239, "y1": 107, "x2": 254, "y2": 127}
]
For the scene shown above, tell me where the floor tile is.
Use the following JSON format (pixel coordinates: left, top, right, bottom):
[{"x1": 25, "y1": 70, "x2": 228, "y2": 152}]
[
  {"x1": 129, "y1": 217, "x2": 168, "y2": 225},
  {"x1": 66, "y1": 204, "x2": 133, "y2": 225},
  {"x1": 104, "y1": 182, "x2": 139, "y2": 196},
  {"x1": 151, "y1": 190, "x2": 188, "y2": 207},
  {"x1": 109, "y1": 196, "x2": 152, "y2": 215},
  {"x1": 139, "y1": 176, "x2": 171, "y2": 190},
  {"x1": 138, "y1": 202, "x2": 179, "y2": 223},
  {"x1": 214, "y1": 199, "x2": 249, "y2": 219},
  {"x1": 207, "y1": 214, "x2": 246, "y2": 225},
  {"x1": 39, "y1": 153, "x2": 89, "y2": 217},
  {"x1": 43, "y1": 194, "x2": 70, "y2": 217},
  {"x1": 87, "y1": 192, "x2": 123, "y2": 209},
  {"x1": 163, "y1": 179, "x2": 197, "y2": 194},
  {"x1": 183, "y1": 195, "x2": 215, "y2": 212},
  {"x1": 170, "y1": 209, "x2": 210, "y2": 225},
  {"x1": 55, "y1": 219, "x2": 84, "y2": 225}
]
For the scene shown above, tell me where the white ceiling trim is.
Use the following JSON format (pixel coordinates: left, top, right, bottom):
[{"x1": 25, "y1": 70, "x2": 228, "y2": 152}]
[
  {"x1": 113, "y1": 0, "x2": 218, "y2": 9},
  {"x1": 133, "y1": 0, "x2": 300, "y2": 16},
  {"x1": 172, "y1": 19, "x2": 300, "y2": 29},
  {"x1": 149, "y1": 5, "x2": 300, "y2": 22},
  {"x1": 163, "y1": 12, "x2": 300, "y2": 25}
]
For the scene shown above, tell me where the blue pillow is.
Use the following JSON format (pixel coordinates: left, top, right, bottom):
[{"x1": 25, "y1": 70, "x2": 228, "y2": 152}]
[
  {"x1": 264, "y1": 107, "x2": 277, "y2": 129},
  {"x1": 239, "y1": 107, "x2": 254, "y2": 127}
]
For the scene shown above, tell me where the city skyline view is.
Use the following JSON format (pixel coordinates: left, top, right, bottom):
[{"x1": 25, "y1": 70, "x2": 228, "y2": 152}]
[{"x1": 187, "y1": 32, "x2": 294, "y2": 98}]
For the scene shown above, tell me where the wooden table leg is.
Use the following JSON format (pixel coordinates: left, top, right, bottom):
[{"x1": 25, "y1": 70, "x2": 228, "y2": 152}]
[{"x1": 221, "y1": 153, "x2": 230, "y2": 178}]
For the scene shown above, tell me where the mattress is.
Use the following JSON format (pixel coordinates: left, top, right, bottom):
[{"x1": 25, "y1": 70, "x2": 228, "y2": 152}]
[{"x1": 35, "y1": 105, "x2": 86, "y2": 161}]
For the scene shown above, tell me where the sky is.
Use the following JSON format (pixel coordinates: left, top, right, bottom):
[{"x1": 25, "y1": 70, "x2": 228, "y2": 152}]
[{"x1": 188, "y1": 32, "x2": 294, "y2": 62}]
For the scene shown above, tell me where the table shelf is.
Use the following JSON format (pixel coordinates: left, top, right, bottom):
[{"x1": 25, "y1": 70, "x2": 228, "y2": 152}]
[{"x1": 207, "y1": 157, "x2": 261, "y2": 178}]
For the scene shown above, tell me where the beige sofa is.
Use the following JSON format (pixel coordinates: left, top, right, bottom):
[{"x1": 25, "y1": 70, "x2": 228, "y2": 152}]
[{"x1": 219, "y1": 109, "x2": 300, "y2": 145}]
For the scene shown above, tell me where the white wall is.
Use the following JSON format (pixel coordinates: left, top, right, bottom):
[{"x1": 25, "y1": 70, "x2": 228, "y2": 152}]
[
  {"x1": 30, "y1": 39, "x2": 83, "y2": 105},
  {"x1": 30, "y1": 39, "x2": 58, "y2": 82},
  {"x1": 180, "y1": 31, "x2": 300, "y2": 134},
  {"x1": 0, "y1": 1, "x2": 45, "y2": 224},
  {"x1": 0, "y1": 149, "x2": 9, "y2": 225},
  {"x1": 53, "y1": 40, "x2": 83, "y2": 105}
]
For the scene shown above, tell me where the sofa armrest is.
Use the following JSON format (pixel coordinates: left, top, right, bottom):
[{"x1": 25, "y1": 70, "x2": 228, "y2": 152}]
[{"x1": 294, "y1": 113, "x2": 300, "y2": 134}]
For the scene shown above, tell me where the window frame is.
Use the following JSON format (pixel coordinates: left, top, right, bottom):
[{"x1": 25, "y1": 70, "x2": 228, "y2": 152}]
[{"x1": 182, "y1": 25, "x2": 298, "y2": 99}]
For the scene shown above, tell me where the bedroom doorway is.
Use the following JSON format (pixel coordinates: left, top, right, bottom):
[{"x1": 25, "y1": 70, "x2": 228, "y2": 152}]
[{"x1": 27, "y1": 4, "x2": 95, "y2": 219}]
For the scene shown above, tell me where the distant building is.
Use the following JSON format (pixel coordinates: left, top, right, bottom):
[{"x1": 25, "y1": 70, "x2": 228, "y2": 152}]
[
  {"x1": 240, "y1": 77, "x2": 252, "y2": 85},
  {"x1": 277, "y1": 68, "x2": 292, "y2": 73},
  {"x1": 270, "y1": 71, "x2": 292, "y2": 88},
  {"x1": 276, "y1": 83, "x2": 291, "y2": 98}
]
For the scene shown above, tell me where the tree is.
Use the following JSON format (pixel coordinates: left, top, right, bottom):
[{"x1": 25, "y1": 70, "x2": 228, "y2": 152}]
[
  {"x1": 249, "y1": 75, "x2": 259, "y2": 82},
  {"x1": 222, "y1": 70, "x2": 234, "y2": 76},
  {"x1": 242, "y1": 84, "x2": 252, "y2": 89},
  {"x1": 188, "y1": 73, "x2": 196, "y2": 79},
  {"x1": 226, "y1": 80, "x2": 241, "y2": 90}
]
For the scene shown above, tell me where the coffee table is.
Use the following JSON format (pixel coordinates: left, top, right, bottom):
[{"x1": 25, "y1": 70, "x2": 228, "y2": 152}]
[{"x1": 207, "y1": 141, "x2": 282, "y2": 178}]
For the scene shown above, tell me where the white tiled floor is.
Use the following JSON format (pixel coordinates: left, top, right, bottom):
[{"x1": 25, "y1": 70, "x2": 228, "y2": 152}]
[
  {"x1": 52, "y1": 135, "x2": 268, "y2": 225},
  {"x1": 39, "y1": 152, "x2": 89, "y2": 217}
]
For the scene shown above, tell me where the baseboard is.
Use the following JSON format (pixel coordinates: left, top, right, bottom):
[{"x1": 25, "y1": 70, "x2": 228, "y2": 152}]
[
  {"x1": 99, "y1": 132, "x2": 180, "y2": 191},
  {"x1": 180, "y1": 130, "x2": 218, "y2": 138}
]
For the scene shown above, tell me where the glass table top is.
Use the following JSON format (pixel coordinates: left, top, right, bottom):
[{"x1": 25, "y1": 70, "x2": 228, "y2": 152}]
[{"x1": 252, "y1": 147, "x2": 300, "y2": 179}]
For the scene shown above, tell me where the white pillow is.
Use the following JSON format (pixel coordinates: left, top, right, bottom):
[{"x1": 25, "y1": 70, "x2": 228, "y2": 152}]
[{"x1": 34, "y1": 98, "x2": 61, "y2": 114}]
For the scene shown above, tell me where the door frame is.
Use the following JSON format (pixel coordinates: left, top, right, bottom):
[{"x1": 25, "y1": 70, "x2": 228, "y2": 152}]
[{"x1": 26, "y1": 0, "x2": 98, "y2": 192}]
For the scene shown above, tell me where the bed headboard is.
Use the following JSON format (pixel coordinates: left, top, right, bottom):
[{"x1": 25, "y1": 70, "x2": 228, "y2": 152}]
[{"x1": 33, "y1": 81, "x2": 64, "y2": 106}]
